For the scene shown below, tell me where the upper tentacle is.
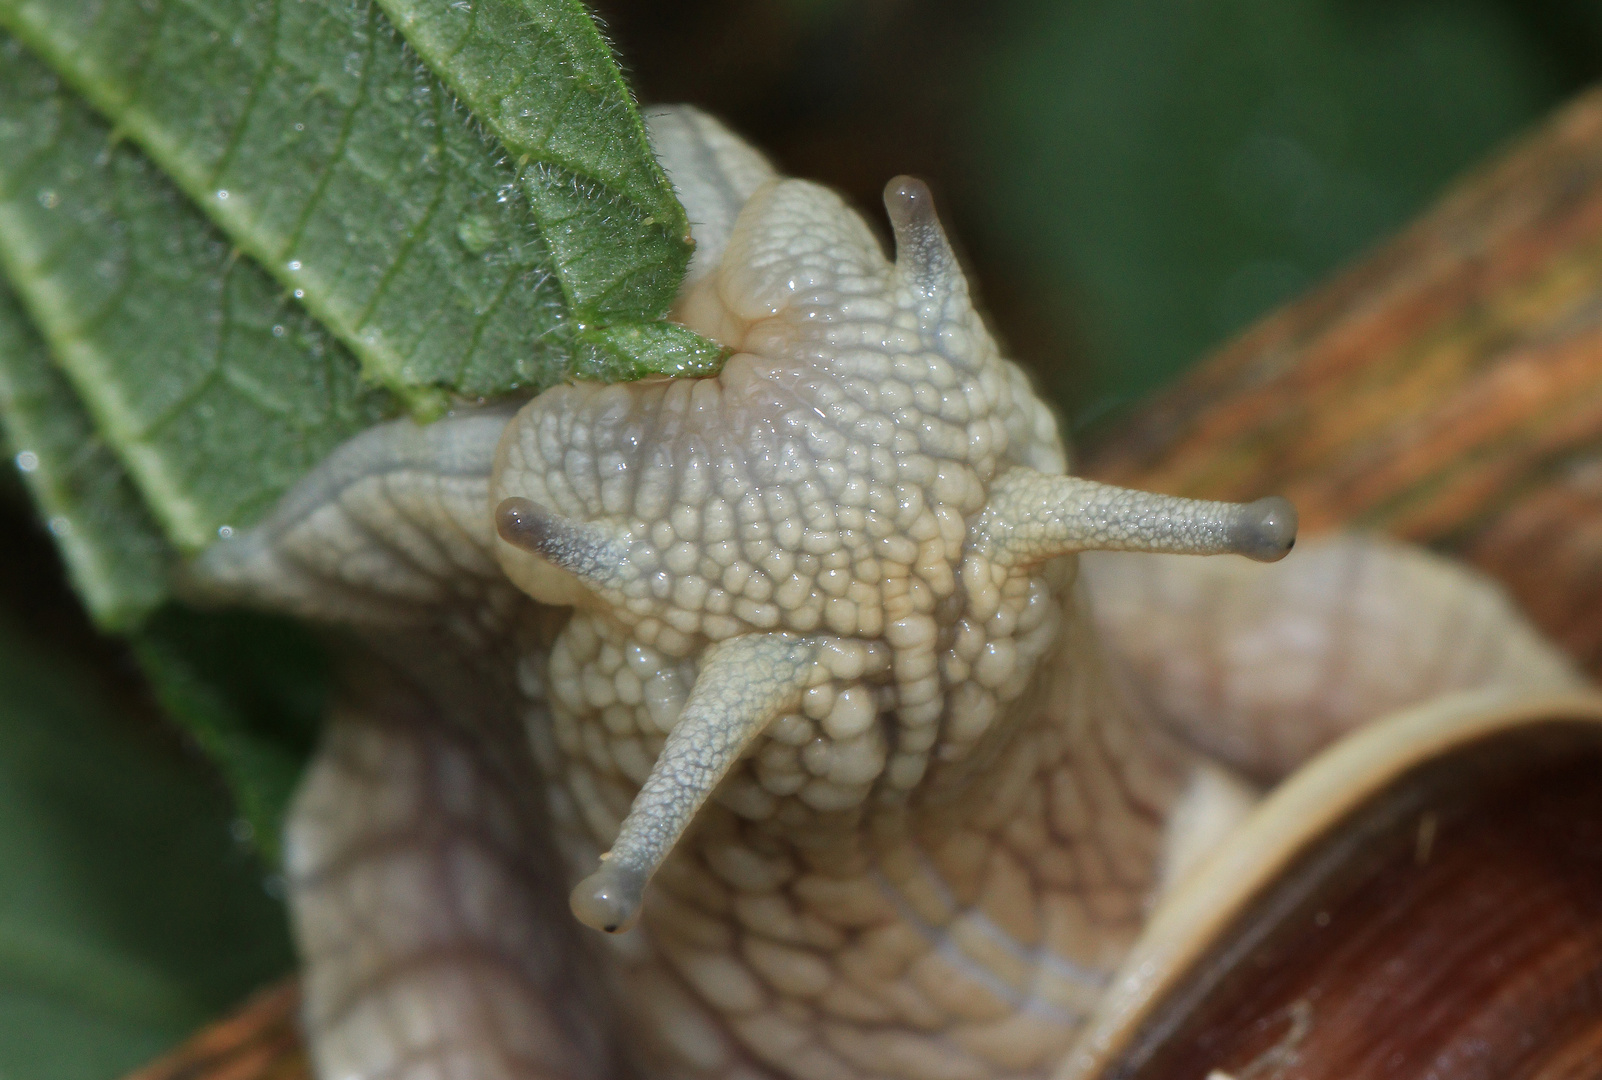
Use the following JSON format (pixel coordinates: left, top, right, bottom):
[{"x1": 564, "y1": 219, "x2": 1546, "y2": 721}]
[{"x1": 972, "y1": 469, "x2": 1297, "y2": 567}]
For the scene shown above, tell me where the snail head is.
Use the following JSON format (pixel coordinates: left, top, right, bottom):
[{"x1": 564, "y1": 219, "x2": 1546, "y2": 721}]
[{"x1": 490, "y1": 161, "x2": 1295, "y2": 934}]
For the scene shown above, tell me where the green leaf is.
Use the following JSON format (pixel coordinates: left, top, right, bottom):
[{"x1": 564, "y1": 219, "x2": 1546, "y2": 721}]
[
  {"x1": 0, "y1": 0, "x2": 713, "y2": 400},
  {"x1": 0, "y1": 611, "x2": 292, "y2": 1079},
  {"x1": 0, "y1": 0, "x2": 730, "y2": 1064},
  {"x1": 0, "y1": 39, "x2": 393, "y2": 549},
  {"x1": 573, "y1": 319, "x2": 731, "y2": 381},
  {"x1": 0, "y1": 282, "x2": 169, "y2": 628},
  {"x1": 132, "y1": 607, "x2": 328, "y2": 867},
  {"x1": 376, "y1": 0, "x2": 694, "y2": 319}
]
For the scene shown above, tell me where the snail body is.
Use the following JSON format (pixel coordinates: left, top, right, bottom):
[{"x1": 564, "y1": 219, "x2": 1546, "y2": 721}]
[{"x1": 191, "y1": 108, "x2": 1594, "y2": 1080}]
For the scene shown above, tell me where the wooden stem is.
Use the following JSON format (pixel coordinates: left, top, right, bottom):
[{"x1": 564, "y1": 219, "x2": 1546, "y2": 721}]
[{"x1": 121, "y1": 978, "x2": 304, "y2": 1080}]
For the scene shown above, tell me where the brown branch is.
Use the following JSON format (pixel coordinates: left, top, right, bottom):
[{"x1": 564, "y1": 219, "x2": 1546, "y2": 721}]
[
  {"x1": 117, "y1": 82, "x2": 1602, "y2": 1080},
  {"x1": 122, "y1": 979, "x2": 306, "y2": 1080}
]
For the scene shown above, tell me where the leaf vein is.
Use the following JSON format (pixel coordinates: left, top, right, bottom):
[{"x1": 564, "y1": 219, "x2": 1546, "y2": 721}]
[{"x1": 206, "y1": 0, "x2": 283, "y2": 188}]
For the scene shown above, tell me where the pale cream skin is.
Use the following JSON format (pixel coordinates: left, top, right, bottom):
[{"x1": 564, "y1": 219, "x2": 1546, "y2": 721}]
[{"x1": 192, "y1": 107, "x2": 1579, "y2": 1080}]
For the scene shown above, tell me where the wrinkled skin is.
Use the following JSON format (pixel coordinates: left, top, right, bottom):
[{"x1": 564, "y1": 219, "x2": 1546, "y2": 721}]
[{"x1": 191, "y1": 107, "x2": 1580, "y2": 1080}]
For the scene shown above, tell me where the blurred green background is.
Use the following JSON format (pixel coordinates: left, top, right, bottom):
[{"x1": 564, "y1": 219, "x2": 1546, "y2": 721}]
[
  {"x1": 4, "y1": 0, "x2": 1602, "y2": 1076},
  {"x1": 597, "y1": 0, "x2": 1598, "y2": 427}
]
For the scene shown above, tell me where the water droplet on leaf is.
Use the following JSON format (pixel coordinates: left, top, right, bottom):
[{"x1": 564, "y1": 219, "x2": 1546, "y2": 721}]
[{"x1": 456, "y1": 211, "x2": 500, "y2": 255}]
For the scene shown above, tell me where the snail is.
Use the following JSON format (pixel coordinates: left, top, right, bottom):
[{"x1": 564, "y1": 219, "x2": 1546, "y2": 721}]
[{"x1": 187, "y1": 106, "x2": 1602, "y2": 1080}]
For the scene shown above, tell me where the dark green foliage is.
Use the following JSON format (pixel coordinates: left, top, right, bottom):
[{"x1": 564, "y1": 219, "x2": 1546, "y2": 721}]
[
  {"x1": 965, "y1": 0, "x2": 1562, "y2": 419},
  {"x1": 132, "y1": 608, "x2": 330, "y2": 867},
  {"x1": 0, "y1": 613, "x2": 293, "y2": 1079}
]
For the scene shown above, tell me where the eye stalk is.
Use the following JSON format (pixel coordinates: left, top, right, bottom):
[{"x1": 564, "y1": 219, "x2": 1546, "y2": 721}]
[{"x1": 971, "y1": 469, "x2": 1298, "y2": 567}]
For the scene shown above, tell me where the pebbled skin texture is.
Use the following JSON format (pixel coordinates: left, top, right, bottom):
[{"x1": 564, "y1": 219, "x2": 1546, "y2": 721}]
[{"x1": 189, "y1": 107, "x2": 1583, "y2": 1080}]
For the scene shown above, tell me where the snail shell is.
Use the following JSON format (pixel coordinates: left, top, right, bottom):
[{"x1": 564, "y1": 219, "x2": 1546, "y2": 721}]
[{"x1": 1065, "y1": 689, "x2": 1602, "y2": 1080}]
